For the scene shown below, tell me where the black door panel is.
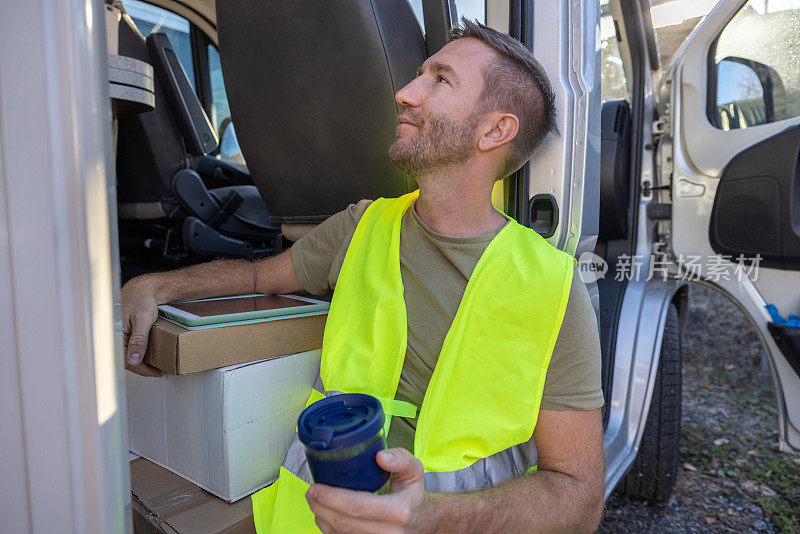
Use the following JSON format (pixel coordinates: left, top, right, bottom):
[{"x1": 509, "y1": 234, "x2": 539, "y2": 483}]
[{"x1": 709, "y1": 124, "x2": 800, "y2": 270}]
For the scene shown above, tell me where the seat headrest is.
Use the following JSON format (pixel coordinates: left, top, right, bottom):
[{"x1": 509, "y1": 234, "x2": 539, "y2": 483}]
[{"x1": 217, "y1": 0, "x2": 427, "y2": 223}]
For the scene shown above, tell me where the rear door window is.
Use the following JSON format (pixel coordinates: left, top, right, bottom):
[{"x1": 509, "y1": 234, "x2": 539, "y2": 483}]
[{"x1": 711, "y1": 0, "x2": 800, "y2": 130}]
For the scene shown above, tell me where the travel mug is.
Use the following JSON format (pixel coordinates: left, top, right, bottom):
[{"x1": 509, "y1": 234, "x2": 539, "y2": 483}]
[{"x1": 298, "y1": 393, "x2": 390, "y2": 492}]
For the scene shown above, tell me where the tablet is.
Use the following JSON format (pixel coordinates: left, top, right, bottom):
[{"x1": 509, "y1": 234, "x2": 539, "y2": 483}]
[{"x1": 158, "y1": 294, "x2": 329, "y2": 327}]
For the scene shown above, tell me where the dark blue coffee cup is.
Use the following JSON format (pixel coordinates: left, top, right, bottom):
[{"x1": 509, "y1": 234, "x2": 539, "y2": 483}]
[{"x1": 298, "y1": 393, "x2": 390, "y2": 492}]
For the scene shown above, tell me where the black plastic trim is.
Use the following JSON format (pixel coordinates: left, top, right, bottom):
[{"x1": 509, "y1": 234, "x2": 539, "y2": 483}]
[
  {"x1": 767, "y1": 322, "x2": 800, "y2": 381},
  {"x1": 507, "y1": 0, "x2": 534, "y2": 227}
]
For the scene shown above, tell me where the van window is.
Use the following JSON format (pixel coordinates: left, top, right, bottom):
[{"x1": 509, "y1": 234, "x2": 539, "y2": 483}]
[
  {"x1": 600, "y1": 0, "x2": 629, "y2": 102},
  {"x1": 121, "y1": 0, "x2": 243, "y2": 162},
  {"x1": 408, "y1": 0, "x2": 486, "y2": 35},
  {"x1": 712, "y1": 1, "x2": 800, "y2": 130},
  {"x1": 409, "y1": 0, "x2": 425, "y2": 32},
  {"x1": 457, "y1": 0, "x2": 486, "y2": 24},
  {"x1": 122, "y1": 0, "x2": 195, "y2": 89},
  {"x1": 208, "y1": 45, "x2": 231, "y2": 135},
  {"x1": 208, "y1": 44, "x2": 244, "y2": 163}
]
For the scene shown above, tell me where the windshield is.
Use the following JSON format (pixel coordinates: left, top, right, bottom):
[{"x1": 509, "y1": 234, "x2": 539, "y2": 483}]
[{"x1": 651, "y1": 0, "x2": 719, "y2": 66}]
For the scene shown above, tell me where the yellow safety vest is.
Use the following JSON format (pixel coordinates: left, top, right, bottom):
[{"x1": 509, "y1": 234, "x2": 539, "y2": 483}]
[{"x1": 252, "y1": 190, "x2": 574, "y2": 532}]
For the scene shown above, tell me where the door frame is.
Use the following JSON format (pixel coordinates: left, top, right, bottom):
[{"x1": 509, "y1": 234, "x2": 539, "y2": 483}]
[
  {"x1": 598, "y1": 0, "x2": 692, "y2": 496},
  {"x1": 0, "y1": 0, "x2": 130, "y2": 531}
]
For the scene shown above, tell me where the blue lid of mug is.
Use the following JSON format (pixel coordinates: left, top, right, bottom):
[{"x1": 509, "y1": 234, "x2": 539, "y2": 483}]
[{"x1": 298, "y1": 393, "x2": 385, "y2": 451}]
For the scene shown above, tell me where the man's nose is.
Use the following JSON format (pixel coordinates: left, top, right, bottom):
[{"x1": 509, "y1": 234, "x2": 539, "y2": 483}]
[{"x1": 395, "y1": 78, "x2": 422, "y2": 109}]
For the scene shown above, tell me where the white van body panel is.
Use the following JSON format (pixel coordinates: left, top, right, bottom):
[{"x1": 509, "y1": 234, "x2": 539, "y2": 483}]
[{"x1": 0, "y1": 0, "x2": 130, "y2": 531}]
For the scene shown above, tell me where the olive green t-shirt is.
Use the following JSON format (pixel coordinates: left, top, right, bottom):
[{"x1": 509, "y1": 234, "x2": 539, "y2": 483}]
[{"x1": 291, "y1": 200, "x2": 603, "y2": 452}]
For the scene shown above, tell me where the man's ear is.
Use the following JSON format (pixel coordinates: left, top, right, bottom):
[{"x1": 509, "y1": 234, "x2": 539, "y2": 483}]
[{"x1": 478, "y1": 113, "x2": 519, "y2": 152}]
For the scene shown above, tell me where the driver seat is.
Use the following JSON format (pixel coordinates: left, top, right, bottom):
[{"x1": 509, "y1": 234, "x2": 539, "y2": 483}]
[
  {"x1": 216, "y1": 0, "x2": 429, "y2": 224},
  {"x1": 111, "y1": 5, "x2": 280, "y2": 272}
]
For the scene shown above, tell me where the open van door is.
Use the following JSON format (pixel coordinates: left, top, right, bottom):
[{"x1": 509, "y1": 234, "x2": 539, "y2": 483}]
[{"x1": 661, "y1": 0, "x2": 800, "y2": 452}]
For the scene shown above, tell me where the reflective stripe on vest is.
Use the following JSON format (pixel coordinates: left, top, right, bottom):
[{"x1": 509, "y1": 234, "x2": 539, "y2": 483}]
[{"x1": 252, "y1": 191, "x2": 574, "y2": 532}]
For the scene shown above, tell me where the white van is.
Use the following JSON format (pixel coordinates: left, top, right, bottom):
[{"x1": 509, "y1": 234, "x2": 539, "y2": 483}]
[{"x1": 1, "y1": 0, "x2": 798, "y2": 531}]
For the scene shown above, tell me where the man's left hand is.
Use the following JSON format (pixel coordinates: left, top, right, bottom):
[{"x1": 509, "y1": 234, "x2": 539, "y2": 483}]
[{"x1": 305, "y1": 447, "x2": 432, "y2": 534}]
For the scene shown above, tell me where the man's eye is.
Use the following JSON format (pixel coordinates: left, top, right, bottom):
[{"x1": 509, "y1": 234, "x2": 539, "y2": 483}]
[{"x1": 437, "y1": 74, "x2": 449, "y2": 84}]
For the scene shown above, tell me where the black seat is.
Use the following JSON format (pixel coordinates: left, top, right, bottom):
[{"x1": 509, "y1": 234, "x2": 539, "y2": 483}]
[
  {"x1": 113, "y1": 10, "x2": 279, "y2": 272},
  {"x1": 115, "y1": 12, "x2": 186, "y2": 211},
  {"x1": 216, "y1": 0, "x2": 428, "y2": 223}
]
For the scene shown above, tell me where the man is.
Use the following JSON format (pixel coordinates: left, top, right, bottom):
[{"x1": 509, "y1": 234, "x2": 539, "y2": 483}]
[{"x1": 123, "y1": 19, "x2": 604, "y2": 533}]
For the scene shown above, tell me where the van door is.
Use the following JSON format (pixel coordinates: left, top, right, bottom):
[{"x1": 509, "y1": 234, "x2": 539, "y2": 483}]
[{"x1": 663, "y1": 0, "x2": 800, "y2": 451}]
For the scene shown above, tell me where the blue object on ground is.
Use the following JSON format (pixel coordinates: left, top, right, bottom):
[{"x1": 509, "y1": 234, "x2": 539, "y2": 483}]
[{"x1": 765, "y1": 304, "x2": 800, "y2": 327}]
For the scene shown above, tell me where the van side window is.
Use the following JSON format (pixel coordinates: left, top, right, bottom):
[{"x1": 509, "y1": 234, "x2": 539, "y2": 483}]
[
  {"x1": 207, "y1": 45, "x2": 231, "y2": 135},
  {"x1": 121, "y1": 0, "x2": 243, "y2": 162},
  {"x1": 600, "y1": 0, "x2": 629, "y2": 103},
  {"x1": 122, "y1": 0, "x2": 195, "y2": 88},
  {"x1": 712, "y1": 1, "x2": 800, "y2": 131},
  {"x1": 208, "y1": 45, "x2": 244, "y2": 163},
  {"x1": 409, "y1": 0, "x2": 425, "y2": 33},
  {"x1": 455, "y1": 0, "x2": 486, "y2": 24},
  {"x1": 408, "y1": 0, "x2": 487, "y2": 35}
]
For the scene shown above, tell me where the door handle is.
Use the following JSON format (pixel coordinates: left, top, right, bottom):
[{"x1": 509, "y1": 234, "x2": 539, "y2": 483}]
[{"x1": 529, "y1": 194, "x2": 559, "y2": 238}]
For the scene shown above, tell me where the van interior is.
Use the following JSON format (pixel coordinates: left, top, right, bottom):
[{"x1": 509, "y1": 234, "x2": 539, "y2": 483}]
[{"x1": 110, "y1": 0, "x2": 635, "y2": 430}]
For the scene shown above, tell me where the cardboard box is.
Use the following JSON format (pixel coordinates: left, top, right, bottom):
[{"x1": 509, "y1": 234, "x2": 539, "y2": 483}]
[
  {"x1": 127, "y1": 349, "x2": 321, "y2": 502},
  {"x1": 144, "y1": 314, "x2": 326, "y2": 374},
  {"x1": 130, "y1": 457, "x2": 256, "y2": 534}
]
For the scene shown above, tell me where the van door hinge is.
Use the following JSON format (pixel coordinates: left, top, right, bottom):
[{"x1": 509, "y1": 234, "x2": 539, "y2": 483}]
[
  {"x1": 652, "y1": 117, "x2": 669, "y2": 137},
  {"x1": 642, "y1": 179, "x2": 671, "y2": 198}
]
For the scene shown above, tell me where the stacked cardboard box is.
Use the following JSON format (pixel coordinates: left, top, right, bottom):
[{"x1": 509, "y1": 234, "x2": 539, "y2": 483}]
[
  {"x1": 130, "y1": 457, "x2": 255, "y2": 534},
  {"x1": 143, "y1": 314, "x2": 326, "y2": 375},
  {"x1": 127, "y1": 310, "x2": 327, "y2": 508},
  {"x1": 127, "y1": 349, "x2": 322, "y2": 501}
]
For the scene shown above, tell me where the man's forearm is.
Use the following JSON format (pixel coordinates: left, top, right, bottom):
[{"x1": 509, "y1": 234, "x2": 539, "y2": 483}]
[
  {"x1": 130, "y1": 258, "x2": 257, "y2": 305},
  {"x1": 422, "y1": 468, "x2": 603, "y2": 534},
  {"x1": 125, "y1": 248, "x2": 304, "y2": 305}
]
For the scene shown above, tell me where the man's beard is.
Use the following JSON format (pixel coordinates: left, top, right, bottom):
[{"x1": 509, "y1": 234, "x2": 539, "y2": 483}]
[{"x1": 388, "y1": 110, "x2": 480, "y2": 177}]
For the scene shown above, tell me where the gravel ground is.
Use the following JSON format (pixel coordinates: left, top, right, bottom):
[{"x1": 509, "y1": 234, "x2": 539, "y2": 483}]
[{"x1": 598, "y1": 283, "x2": 800, "y2": 533}]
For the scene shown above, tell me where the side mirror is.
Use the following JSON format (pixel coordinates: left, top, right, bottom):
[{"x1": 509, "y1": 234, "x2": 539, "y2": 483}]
[
  {"x1": 218, "y1": 118, "x2": 245, "y2": 164},
  {"x1": 715, "y1": 56, "x2": 776, "y2": 130}
]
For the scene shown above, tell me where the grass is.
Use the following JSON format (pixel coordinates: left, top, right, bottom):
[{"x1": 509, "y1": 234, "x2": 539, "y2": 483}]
[{"x1": 681, "y1": 381, "x2": 800, "y2": 533}]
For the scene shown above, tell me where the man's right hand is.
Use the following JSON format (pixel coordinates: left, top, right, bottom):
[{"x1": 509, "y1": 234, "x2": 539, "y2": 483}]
[{"x1": 121, "y1": 278, "x2": 165, "y2": 377}]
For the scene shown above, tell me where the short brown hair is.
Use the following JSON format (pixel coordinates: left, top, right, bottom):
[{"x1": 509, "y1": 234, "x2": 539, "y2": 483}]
[{"x1": 450, "y1": 18, "x2": 558, "y2": 179}]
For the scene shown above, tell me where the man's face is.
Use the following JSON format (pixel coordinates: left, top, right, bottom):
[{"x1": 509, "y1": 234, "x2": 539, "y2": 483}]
[{"x1": 388, "y1": 38, "x2": 495, "y2": 176}]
